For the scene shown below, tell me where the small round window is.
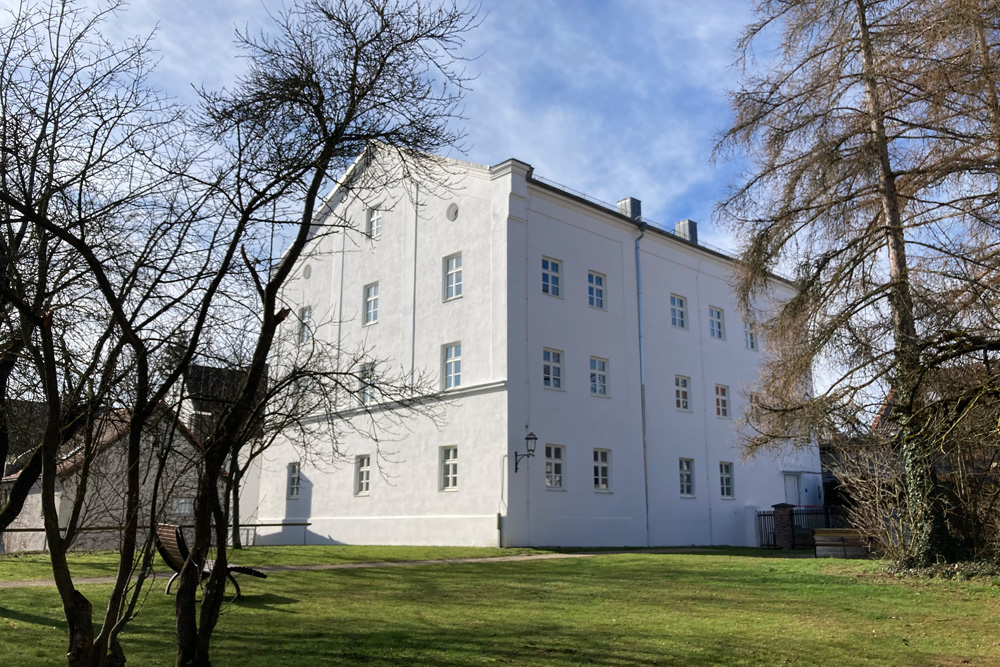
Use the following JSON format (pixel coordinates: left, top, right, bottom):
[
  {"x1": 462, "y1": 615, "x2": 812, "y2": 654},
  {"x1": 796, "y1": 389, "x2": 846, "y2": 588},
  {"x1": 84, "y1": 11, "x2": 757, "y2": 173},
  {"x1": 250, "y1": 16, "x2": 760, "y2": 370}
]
[
  {"x1": 303, "y1": 265, "x2": 312, "y2": 279},
  {"x1": 446, "y1": 203, "x2": 459, "y2": 221}
]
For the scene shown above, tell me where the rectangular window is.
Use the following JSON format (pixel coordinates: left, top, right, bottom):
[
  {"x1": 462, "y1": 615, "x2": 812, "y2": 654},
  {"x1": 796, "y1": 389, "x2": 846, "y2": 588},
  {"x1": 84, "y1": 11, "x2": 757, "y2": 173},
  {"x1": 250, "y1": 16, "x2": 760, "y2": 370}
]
[
  {"x1": 441, "y1": 446, "x2": 458, "y2": 490},
  {"x1": 720, "y1": 462, "x2": 734, "y2": 498},
  {"x1": 287, "y1": 462, "x2": 301, "y2": 499},
  {"x1": 675, "y1": 375, "x2": 690, "y2": 410},
  {"x1": 444, "y1": 254, "x2": 463, "y2": 300},
  {"x1": 715, "y1": 384, "x2": 729, "y2": 418},
  {"x1": 545, "y1": 444, "x2": 564, "y2": 489},
  {"x1": 444, "y1": 343, "x2": 462, "y2": 389},
  {"x1": 364, "y1": 283, "x2": 379, "y2": 325},
  {"x1": 679, "y1": 458, "x2": 694, "y2": 496},
  {"x1": 593, "y1": 449, "x2": 611, "y2": 490},
  {"x1": 670, "y1": 294, "x2": 686, "y2": 329},
  {"x1": 709, "y1": 307, "x2": 725, "y2": 339},
  {"x1": 541, "y1": 257, "x2": 561, "y2": 297},
  {"x1": 588, "y1": 271, "x2": 605, "y2": 309},
  {"x1": 366, "y1": 207, "x2": 382, "y2": 238},
  {"x1": 359, "y1": 362, "x2": 376, "y2": 404},
  {"x1": 744, "y1": 321, "x2": 757, "y2": 350},
  {"x1": 590, "y1": 357, "x2": 608, "y2": 396},
  {"x1": 171, "y1": 498, "x2": 194, "y2": 515},
  {"x1": 355, "y1": 455, "x2": 371, "y2": 496},
  {"x1": 299, "y1": 306, "x2": 313, "y2": 344},
  {"x1": 543, "y1": 348, "x2": 563, "y2": 390}
]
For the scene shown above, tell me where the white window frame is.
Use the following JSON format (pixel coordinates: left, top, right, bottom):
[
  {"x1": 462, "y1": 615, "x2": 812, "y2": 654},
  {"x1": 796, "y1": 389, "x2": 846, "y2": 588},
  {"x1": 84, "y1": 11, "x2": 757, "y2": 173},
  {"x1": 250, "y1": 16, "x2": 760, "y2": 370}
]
[
  {"x1": 720, "y1": 461, "x2": 734, "y2": 499},
  {"x1": 670, "y1": 294, "x2": 686, "y2": 329},
  {"x1": 171, "y1": 497, "x2": 194, "y2": 515},
  {"x1": 593, "y1": 449, "x2": 611, "y2": 491},
  {"x1": 299, "y1": 306, "x2": 313, "y2": 345},
  {"x1": 287, "y1": 462, "x2": 301, "y2": 499},
  {"x1": 355, "y1": 455, "x2": 371, "y2": 496},
  {"x1": 709, "y1": 306, "x2": 725, "y2": 340},
  {"x1": 679, "y1": 458, "x2": 694, "y2": 496},
  {"x1": 363, "y1": 283, "x2": 379, "y2": 325},
  {"x1": 543, "y1": 348, "x2": 563, "y2": 390},
  {"x1": 675, "y1": 375, "x2": 690, "y2": 411},
  {"x1": 440, "y1": 446, "x2": 458, "y2": 490},
  {"x1": 541, "y1": 257, "x2": 562, "y2": 297},
  {"x1": 587, "y1": 271, "x2": 605, "y2": 310},
  {"x1": 589, "y1": 356, "x2": 608, "y2": 396},
  {"x1": 366, "y1": 207, "x2": 382, "y2": 238},
  {"x1": 359, "y1": 362, "x2": 376, "y2": 405},
  {"x1": 444, "y1": 253, "x2": 463, "y2": 301},
  {"x1": 744, "y1": 321, "x2": 757, "y2": 351},
  {"x1": 715, "y1": 384, "x2": 730, "y2": 418},
  {"x1": 443, "y1": 343, "x2": 462, "y2": 389},
  {"x1": 545, "y1": 444, "x2": 565, "y2": 489}
]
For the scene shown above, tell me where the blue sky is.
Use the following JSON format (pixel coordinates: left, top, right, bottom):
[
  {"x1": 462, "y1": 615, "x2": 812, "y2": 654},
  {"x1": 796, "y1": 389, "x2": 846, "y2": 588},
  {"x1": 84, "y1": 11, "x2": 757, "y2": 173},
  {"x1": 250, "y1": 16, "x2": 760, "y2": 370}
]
[{"x1": 103, "y1": 0, "x2": 757, "y2": 250}]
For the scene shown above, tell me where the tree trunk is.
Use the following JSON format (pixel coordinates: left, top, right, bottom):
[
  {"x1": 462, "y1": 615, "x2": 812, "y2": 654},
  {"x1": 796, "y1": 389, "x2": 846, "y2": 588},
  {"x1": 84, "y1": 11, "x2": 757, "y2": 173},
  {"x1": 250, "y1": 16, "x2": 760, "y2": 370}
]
[
  {"x1": 231, "y1": 466, "x2": 242, "y2": 550},
  {"x1": 854, "y1": 0, "x2": 946, "y2": 566}
]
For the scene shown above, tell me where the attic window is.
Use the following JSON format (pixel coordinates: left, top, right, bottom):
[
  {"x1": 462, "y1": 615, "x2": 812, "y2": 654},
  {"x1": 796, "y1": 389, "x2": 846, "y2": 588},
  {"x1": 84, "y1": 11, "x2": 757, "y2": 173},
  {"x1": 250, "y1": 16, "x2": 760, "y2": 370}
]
[
  {"x1": 303, "y1": 265, "x2": 312, "y2": 279},
  {"x1": 446, "y1": 203, "x2": 459, "y2": 221}
]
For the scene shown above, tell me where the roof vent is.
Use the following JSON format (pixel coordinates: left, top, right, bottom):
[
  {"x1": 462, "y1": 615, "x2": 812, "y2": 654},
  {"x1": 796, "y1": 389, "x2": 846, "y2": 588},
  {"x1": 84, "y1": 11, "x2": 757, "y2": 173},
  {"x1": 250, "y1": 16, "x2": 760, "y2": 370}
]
[
  {"x1": 617, "y1": 197, "x2": 642, "y2": 221},
  {"x1": 675, "y1": 219, "x2": 698, "y2": 245}
]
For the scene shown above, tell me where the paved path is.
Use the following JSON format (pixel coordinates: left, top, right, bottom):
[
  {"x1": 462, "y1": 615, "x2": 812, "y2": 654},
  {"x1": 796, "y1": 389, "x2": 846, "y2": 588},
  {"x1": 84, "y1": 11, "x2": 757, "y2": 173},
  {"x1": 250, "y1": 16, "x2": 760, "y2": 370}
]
[{"x1": 0, "y1": 547, "x2": 808, "y2": 589}]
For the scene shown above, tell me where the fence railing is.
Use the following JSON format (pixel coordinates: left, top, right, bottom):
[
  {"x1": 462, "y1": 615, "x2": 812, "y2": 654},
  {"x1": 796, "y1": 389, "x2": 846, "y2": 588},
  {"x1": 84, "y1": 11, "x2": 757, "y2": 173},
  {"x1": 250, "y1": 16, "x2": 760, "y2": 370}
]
[{"x1": 757, "y1": 507, "x2": 848, "y2": 548}]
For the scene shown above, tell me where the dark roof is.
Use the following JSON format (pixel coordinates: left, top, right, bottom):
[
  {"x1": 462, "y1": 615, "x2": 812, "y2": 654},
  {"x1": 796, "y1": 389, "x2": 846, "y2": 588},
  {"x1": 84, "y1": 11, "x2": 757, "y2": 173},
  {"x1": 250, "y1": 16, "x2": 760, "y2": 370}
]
[{"x1": 3, "y1": 400, "x2": 48, "y2": 464}]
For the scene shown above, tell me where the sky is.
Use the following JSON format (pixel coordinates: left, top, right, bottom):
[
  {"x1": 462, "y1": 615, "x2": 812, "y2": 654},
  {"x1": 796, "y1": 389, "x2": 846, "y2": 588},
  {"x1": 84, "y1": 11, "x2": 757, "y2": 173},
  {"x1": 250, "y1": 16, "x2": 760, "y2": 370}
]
[{"x1": 96, "y1": 0, "x2": 760, "y2": 251}]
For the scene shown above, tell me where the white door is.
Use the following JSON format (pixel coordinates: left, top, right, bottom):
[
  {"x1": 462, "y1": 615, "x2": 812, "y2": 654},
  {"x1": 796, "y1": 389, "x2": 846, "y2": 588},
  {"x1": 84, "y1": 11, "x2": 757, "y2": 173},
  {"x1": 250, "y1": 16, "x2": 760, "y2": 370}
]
[{"x1": 783, "y1": 473, "x2": 801, "y2": 506}]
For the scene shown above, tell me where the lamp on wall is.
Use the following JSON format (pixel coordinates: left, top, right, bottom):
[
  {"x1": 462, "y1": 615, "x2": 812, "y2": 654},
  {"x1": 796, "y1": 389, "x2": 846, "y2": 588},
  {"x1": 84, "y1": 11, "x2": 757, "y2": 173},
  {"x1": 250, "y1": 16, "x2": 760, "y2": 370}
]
[{"x1": 515, "y1": 432, "x2": 537, "y2": 473}]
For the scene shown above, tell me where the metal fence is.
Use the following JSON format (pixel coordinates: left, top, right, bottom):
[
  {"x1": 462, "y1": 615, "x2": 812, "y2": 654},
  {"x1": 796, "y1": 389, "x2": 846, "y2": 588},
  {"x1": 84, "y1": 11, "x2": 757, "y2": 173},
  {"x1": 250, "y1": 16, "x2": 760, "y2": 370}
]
[{"x1": 757, "y1": 507, "x2": 848, "y2": 548}]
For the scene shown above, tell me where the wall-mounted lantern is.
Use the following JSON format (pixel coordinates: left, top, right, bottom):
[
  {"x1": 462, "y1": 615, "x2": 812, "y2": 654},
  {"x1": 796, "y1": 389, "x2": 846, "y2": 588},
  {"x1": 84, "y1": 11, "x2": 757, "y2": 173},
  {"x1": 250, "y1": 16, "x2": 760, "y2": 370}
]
[{"x1": 514, "y1": 432, "x2": 537, "y2": 473}]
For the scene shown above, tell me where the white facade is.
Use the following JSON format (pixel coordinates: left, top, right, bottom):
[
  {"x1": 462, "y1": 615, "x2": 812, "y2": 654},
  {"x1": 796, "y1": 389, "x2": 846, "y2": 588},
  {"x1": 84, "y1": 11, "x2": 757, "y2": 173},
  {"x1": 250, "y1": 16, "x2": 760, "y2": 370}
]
[{"x1": 253, "y1": 155, "x2": 822, "y2": 548}]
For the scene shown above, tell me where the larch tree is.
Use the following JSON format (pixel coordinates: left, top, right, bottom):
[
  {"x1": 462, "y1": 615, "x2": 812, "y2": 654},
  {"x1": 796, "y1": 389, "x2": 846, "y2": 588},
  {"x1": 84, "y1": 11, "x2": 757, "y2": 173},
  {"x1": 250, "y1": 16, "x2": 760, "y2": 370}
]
[{"x1": 717, "y1": 0, "x2": 1000, "y2": 566}]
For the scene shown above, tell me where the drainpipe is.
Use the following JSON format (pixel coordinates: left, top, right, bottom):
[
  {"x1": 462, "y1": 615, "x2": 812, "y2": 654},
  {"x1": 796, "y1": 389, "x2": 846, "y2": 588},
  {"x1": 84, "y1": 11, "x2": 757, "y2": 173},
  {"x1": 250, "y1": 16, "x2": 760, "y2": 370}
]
[{"x1": 634, "y1": 222, "x2": 651, "y2": 547}]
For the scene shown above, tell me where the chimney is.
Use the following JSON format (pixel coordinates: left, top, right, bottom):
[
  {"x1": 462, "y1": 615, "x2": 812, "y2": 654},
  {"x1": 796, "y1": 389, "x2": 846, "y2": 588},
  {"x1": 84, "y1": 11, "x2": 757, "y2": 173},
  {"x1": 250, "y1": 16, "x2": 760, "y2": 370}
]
[
  {"x1": 617, "y1": 197, "x2": 642, "y2": 221},
  {"x1": 675, "y1": 219, "x2": 698, "y2": 245}
]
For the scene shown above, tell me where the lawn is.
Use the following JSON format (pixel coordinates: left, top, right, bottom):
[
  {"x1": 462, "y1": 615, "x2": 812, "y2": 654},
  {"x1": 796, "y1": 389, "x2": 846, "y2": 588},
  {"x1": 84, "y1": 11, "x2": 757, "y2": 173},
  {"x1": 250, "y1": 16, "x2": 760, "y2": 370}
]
[{"x1": 2, "y1": 548, "x2": 1000, "y2": 665}]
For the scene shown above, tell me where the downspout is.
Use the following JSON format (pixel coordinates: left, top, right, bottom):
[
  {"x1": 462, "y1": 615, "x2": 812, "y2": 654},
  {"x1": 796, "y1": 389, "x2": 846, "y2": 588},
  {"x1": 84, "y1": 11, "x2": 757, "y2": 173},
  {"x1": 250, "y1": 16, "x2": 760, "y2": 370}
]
[
  {"x1": 635, "y1": 222, "x2": 651, "y2": 546},
  {"x1": 410, "y1": 183, "x2": 419, "y2": 382}
]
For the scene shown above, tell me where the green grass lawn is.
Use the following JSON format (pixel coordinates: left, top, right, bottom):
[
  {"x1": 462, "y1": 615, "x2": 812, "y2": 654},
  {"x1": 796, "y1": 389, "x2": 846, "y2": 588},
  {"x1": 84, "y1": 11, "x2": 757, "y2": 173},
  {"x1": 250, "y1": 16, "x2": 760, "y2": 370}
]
[
  {"x1": 3, "y1": 549, "x2": 1000, "y2": 665},
  {"x1": 0, "y1": 545, "x2": 550, "y2": 582}
]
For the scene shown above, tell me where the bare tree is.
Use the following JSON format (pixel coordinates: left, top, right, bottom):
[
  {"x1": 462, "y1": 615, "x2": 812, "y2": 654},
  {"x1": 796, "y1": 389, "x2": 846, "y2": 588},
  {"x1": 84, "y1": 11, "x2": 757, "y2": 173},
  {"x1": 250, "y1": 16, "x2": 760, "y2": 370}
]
[{"x1": 716, "y1": 0, "x2": 1000, "y2": 565}]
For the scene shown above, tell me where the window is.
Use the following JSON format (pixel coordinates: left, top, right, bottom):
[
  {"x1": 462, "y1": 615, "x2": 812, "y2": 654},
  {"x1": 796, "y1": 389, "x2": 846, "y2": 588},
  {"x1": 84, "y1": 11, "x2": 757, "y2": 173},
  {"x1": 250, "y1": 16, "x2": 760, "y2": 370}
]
[
  {"x1": 299, "y1": 306, "x2": 313, "y2": 344},
  {"x1": 441, "y1": 446, "x2": 458, "y2": 490},
  {"x1": 744, "y1": 321, "x2": 757, "y2": 351},
  {"x1": 670, "y1": 294, "x2": 686, "y2": 328},
  {"x1": 543, "y1": 348, "x2": 563, "y2": 390},
  {"x1": 444, "y1": 254, "x2": 463, "y2": 300},
  {"x1": 715, "y1": 384, "x2": 729, "y2": 418},
  {"x1": 171, "y1": 498, "x2": 194, "y2": 515},
  {"x1": 355, "y1": 455, "x2": 371, "y2": 496},
  {"x1": 720, "y1": 462, "x2": 734, "y2": 498},
  {"x1": 593, "y1": 449, "x2": 611, "y2": 490},
  {"x1": 675, "y1": 375, "x2": 690, "y2": 410},
  {"x1": 366, "y1": 207, "x2": 382, "y2": 238},
  {"x1": 444, "y1": 343, "x2": 462, "y2": 389},
  {"x1": 363, "y1": 283, "x2": 379, "y2": 325},
  {"x1": 359, "y1": 362, "x2": 376, "y2": 404},
  {"x1": 679, "y1": 458, "x2": 694, "y2": 496},
  {"x1": 588, "y1": 271, "x2": 605, "y2": 309},
  {"x1": 589, "y1": 357, "x2": 608, "y2": 396},
  {"x1": 709, "y1": 307, "x2": 725, "y2": 339},
  {"x1": 545, "y1": 445, "x2": 564, "y2": 489},
  {"x1": 542, "y1": 257, "x2": 561, "y2": 297},
  {"x1": 288, "y1": 462, "x2": 301, "y2": 499}
]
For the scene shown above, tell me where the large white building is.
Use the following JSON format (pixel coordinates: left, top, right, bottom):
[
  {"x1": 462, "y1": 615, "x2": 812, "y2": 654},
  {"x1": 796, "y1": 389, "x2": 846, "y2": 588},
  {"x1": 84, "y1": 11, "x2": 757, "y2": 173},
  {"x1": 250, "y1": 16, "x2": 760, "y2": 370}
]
[{"x1": 253, "y1": 154, "x2": 822, "y2": 548}]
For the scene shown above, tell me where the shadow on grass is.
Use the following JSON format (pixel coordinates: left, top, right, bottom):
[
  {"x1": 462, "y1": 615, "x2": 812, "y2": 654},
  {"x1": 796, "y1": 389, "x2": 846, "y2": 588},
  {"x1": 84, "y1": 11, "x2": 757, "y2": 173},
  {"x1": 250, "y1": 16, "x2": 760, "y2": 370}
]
[
  {"x1": 233, "y1": 593, "x2": 298, "y2": 611},
  {"x1": 0, "y1": 605, "x2": 66, "y2": 629}
]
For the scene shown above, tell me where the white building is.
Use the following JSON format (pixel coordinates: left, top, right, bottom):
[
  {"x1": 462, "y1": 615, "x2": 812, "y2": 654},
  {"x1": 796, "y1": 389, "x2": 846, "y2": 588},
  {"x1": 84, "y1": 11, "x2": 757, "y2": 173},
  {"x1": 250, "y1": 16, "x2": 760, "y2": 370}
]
[{"x1": 253, "y1": 154, "x2": 822, "y2": 548}]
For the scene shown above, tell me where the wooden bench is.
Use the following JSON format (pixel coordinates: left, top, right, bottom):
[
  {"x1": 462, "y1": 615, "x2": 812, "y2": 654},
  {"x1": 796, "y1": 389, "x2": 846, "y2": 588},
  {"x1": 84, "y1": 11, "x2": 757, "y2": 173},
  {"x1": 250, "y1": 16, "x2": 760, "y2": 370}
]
[
  {"x1": 813, "y1": 528, "x2": 869, "y2": 559},
  {"x1": 155, "y1": 523, "x2": 267, "y2": 599}
]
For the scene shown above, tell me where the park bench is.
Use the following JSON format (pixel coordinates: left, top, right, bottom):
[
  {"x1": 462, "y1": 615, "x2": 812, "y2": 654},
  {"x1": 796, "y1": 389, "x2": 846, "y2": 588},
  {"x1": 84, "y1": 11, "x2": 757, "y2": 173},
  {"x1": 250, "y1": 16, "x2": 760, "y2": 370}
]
[
  {"x1": 812, "y1": 528, "x2": 869, "y2": 559},
  {"x1": 155, "y1": 523, "x2": 267, "y2": 599}
]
